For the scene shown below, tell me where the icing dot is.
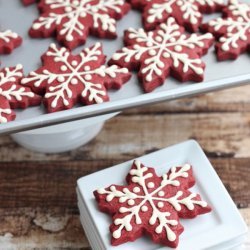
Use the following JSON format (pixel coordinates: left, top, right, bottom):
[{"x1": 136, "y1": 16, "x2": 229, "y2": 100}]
[
  {"x1": 71, "y1": 78, "x2": 78, "y2": 84},
  {"x1": 141, "y1": 205, "x2": 148, "y2": 212},
  {"x1": 147, "y1": 182, "x2": 155, "y2": 189},
  {"x1": 148, "y1": 49, "x2": 156, "y2": 56},
  {"x1": 163, "y1": 52, "x2": 170, "y2": 58},
  {"x1": 128, "y1": 199, "x2": 135, "y2": 206},
  {"x1": 175, "y1": 45, "x2": 182, "y2": 52},
  {"x1": 84, "y1": 74, "x2": 92, "y2": 81},
  {"x1": 169, "y1": 37, "x2": 176, "y2": 43},
  {"x1": 157, "y1": 202, "x2": 164, "y2": 208},
  {"x1": 133, "y1": 187, "x2": 140, "y2": 193},
  {"x1": 61, "y1": 65, "x2": 67, "y2": 71},
  {"x1": 71, "y1": 60, "x2": 78, "y2": 66},
  {"x1": 57, "y1": 76, "x2": 65, "y2": 82},
  {"x1": 158, "y1": 191, "x2": 165, "y2": 197},
  {"x1": 155, "y1": 36, "x2": 162, "y2": 42},
  {"x1": 65, "y1": 6, "x2": 72, "y2": 12},
  {"x1": 84, "y1": 66, "x2": 91, "y2": 71}
]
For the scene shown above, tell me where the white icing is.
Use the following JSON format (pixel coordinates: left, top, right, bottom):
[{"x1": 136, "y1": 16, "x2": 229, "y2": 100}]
[
  {"x1": 31, "y1": 0, "x2": 127, "y2": 43},
  {"x1": 21, "y1": 43, "x2": 128, "y2": 108},
  {"x1": 112, "y1": 17, "x2": 212, "y2": 83},
  {"x1": 146, "y1": 0, "x2": 224, "y2": 26},
  {"x1": 0, "y1": 64, "x2": 36, "y2": 123},
  {"x1": 208, "y1": 0, "x2": 250, "y2": 52},
  {"x1": 147, "y1": 182, "x2": 155, "y2": 188},
  {"x1": 97, "y1": 160, "x2": 209, "y2": 241},
  {"x1": 0, "y1": 30, "x2": 18, "y2": 43}
]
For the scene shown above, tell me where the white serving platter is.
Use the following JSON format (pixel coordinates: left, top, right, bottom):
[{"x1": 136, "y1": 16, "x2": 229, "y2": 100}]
[
  {"x1": 77, "y1": 140, "x2": 248, "y2": 250},
  {"x1": 0, "y1": 0, "x2": 249, "y2": 134}
]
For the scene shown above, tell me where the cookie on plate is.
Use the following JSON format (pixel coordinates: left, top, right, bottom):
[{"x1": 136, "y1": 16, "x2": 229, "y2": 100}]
[
  {"x1": 0, "y1": 65, "x2": 41, "y2": 123},
  {"x1": 21, "y1": 43, "x2": 131, "y2": 113},
  {"x1": 201, "y1": 0, "x2": 250, "y2": 60},
  {"x1": 128, "y1": 0, "x2": 224, "y2": 32},
  {"x1": 109, "y1": 17, "x2": 214, "y2": 92},
  {"x1": 29, "y1": 0, "x2": 130, "y2": 50},
  {"x1": 94, "y1": 160, "x2": 211, "y2": 248},
  {"x1": 0, "y1": 30, "x2": 22, "y2": 55}
]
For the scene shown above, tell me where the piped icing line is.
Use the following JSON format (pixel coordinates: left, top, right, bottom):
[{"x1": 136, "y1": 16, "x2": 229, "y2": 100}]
[
  {"x1": 29, "y1": 0, "x2": 130, "y2": 49},
  {"x1": 202, "y1": 0, "x2": 250, "y2": 60},
  {"x1": 21, "y1": 42, "x2": 131, "y2": 113},
  {"x1": 0, "y1": 64, "x2": 41, "y2": 123},
  {"x1": 95, "y1": 160, "x2": 211, "y2": 247},
  {"x1": 109, "y1": 17, "x2": 213, "y2": 92},
  {"x1": 128, "y1": 0, "x2": 224, "y2": 32},
  {"x1": 0, "y1": 30, "x2": 22, "y2": 54}
]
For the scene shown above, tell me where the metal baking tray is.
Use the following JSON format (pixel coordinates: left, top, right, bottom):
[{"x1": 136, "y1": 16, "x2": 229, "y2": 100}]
[{"x1": 0, "y1": 0, "x2": 249, "y2": 134}]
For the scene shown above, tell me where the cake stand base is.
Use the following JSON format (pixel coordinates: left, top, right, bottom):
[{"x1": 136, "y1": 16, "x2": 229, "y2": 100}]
[{"x1": 11, "y1": 113, "x2": 118, "y2": 153}]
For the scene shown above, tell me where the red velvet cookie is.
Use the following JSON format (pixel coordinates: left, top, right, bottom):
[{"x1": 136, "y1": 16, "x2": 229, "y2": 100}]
[
  {"x1": 0, "y1": 65, "x2": 41, "y2": 123},
  {"x1": 22, "y1": 0, "x2": 37, "y2": 5},
  {"x1": 21, "y1": 43, "x2": 131, "y2": 113},
  {"x1": 94, "y1": 160, "x2": 211, "y2": 248},
  {"x1": 128, "y1": 0, "x2": 224, "y2": 32},
  {"x1": 29, "y1": 0, "x2": 130, "y2": 50},
  {"x1": 109, "y1": 17, "x2": 214, "y2": 92},
  {"x1": 201, "y1": 0, "x2": 250, "y2": 60},
  {"x1": 0, "y1": 30, "x2": 22, "y2": 54}
]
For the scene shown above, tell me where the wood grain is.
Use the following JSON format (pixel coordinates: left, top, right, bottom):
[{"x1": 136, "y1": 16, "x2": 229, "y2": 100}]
[{"x1": 0, "y1": 85, "x2": 249, "y2": 249}]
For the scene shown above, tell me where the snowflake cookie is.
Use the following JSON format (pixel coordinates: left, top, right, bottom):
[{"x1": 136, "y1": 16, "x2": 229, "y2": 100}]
[
  {"x1": 109, "y1": 17, "x2": 214, "y2": 92},
  {"x1": 128, "y1": 0, "x2": 224, "y2": 32},
  {"x1": 94, "y1": 160, "x2": 211, "y2": 248},
  {"x1": 0, "y1": 65, "x2": 41, "y2": 123},
  {"x1": 201, "y1": 0, "x2": 250, "y2": 60},
  {"x1": 0, "y1": 30, "x2": 22, "y2": 55},
  {"x1": 21, "y1": 43, "x2": 131, "y2": 113},
  {"x1": 29, "y1": 0, "x2": 130, "y2": 50}
]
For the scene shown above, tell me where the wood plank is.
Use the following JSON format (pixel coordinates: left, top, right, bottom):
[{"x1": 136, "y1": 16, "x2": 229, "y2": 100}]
[
  {"x1": 0, "y1": 158, "x2": 248, "y2": 208},
  {"x1": 1, "y1": 112, "x2": 250, "y2": 161},
  {"x1": 0, "y1": 207, "x2": 248, "y2": 250}
]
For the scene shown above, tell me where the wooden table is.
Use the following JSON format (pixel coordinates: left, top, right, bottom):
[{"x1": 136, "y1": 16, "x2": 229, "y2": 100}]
[{"x1": 0, "y1": 85, "x2": 249, "y2": 249}]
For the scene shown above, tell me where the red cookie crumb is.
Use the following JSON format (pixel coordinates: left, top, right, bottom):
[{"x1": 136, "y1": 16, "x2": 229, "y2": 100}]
[
  {"x1": 128, "y1": 0, "x2": 224, "y2": 32},
  {"x1": 22, "y1": 0, "x2": 37, "y2": 5},
  {"x1": 201, "y1": 0, "x2": 250, "y2": 61},
  {"x1": 0, "y1": 30, "x2": 22, "y2": 55},
  {"x1": 21, "y1": 43, "x2": 131, "y2": 113},
  {"x1": 94, "y1": 160, "x2": 211, "y2": 248},
  {"x1": 0, "y1": 65, "x2": 41, "y2": 123},
  {"x1": 29, "y1": 0, "x2": 130, "y2": 50},
  {"x1": 109, "y1": 17, "x2": 214, "y2": 92}
]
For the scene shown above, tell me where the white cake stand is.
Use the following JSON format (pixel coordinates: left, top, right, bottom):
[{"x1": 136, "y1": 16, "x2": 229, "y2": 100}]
[{"x1": 11, "y1": 112, "x2": 118, "y2": 153}]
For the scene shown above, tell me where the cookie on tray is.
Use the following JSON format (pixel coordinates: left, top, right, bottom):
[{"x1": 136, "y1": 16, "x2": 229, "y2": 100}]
[
  {"x1": 94, "y1": 160, "x2": 211, "y2": 248},
  {"x1": 21, "y1": 42, "x2": 131, "y2": 113},
  {"x1": 201, "y1": 0, "x2": 250, "y2": 60},
  {"x1": 29, "y1": 0, "x2": 130, "y2": 50},
  {"x1": 0, "y1": 30, "x2": 22, "y2": 55},
  {"x1": 0, "y1": 65, "x2": 41, "y2": 123},
  {"x1": 128, "y1": 0, "x2": 224, "y2": 32},
  {"x1": 109, "y1": 17, "x2": 214, "y2": 92}
]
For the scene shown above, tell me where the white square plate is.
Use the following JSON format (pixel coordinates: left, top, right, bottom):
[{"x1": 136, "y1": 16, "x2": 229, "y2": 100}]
[
  {"x1": 77, "y1": 140, "x2": 248, "y2": 250},
  {"x1": 0, "y1": 1, "x2": 250, "y2": 134}
]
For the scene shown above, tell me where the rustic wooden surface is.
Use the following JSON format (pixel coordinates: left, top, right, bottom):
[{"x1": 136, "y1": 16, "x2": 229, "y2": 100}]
[{"x1": 0, "y1": 85, "x2": 250, "y2": 249}]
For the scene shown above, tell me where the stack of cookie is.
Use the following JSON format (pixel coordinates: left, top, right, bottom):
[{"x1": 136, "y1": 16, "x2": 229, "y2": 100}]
[{"x1": 77, "y1": 141, "x2": 247, "y2": 249}]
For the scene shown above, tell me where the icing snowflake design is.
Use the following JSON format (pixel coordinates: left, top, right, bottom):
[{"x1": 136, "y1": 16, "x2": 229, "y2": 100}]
[
  {"x1": 202, "y1": 0, "x2": 250, "y2": 60},
  {"x1": 109, "y1": 17, "x2": 213, "y2": 92},
  {"x1": 29, "y1": 0, "x2": 130, "y2": 49},
  {"x1": 94, "y1": 160, "x2": 211, "y2": 248},
  {"x1": 21, "y1": 43, "x2": 131, "y2": 113},
  {"x1": 0, "y1": 65, "x2": 41, "y2": 123},
  {"x1": 128, "y1": 0, "x2": 224, "y2": 32},
  {"x1": 0, "y1": 30, "x2": 22, "y2": 55}
]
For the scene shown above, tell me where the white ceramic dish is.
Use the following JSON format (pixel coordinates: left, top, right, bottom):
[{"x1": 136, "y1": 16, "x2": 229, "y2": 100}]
[
  {"x1": 0, "y1": 0, "x2": 249, "y2": 134},
  {"x1": 77, "y1": 140, "x2": 248, "y2": 250}
]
